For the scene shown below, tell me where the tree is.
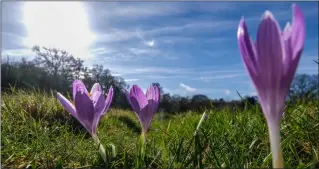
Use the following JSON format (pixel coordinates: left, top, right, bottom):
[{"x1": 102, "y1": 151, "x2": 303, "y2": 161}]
[
  {"x1": 32, "y1": 46, "x2": 74, "y2": 77},
  {"x1": 191, "y1": 94, "x2": 210, "y2": 112},
  {"x1": 152, "y1": 82, "x2": 164, "y2": 95},
  {"x1": 242, "y1": 96, "x2": 257, "y2": 105},
  {"x1": 289, "y1": 74, "x2": 318, "y2": 100},
  {"x1": 71, "y1": 57, "x2": 85, "y2": 80},
  {"x1": 31, "y1": 46, "x2": 88, "y2": 91},
  {"x1": 160, "y1": 93, "x2": 171, "y2": 113},
  {"x1": 90, "y1": 64, "x2": 104, "y2": 82},
  {"x1": 170, "y1": 94, "x2": 181, "y2": 113},
  {"x1": 180, "y1": 96, "x2": 191, "y2": 112},
  {"x1": 1, "y1": 57, "x2": 59, "y2": 92}
]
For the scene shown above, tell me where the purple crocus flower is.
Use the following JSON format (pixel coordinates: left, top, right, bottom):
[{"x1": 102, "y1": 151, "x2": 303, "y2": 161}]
[
  {"x1": 57, "y1": 80, "x2": 114, "y2": 137},
  {"x1": 237, "y1": 4, "x2": 305, "y2": 168},
  {"x1": 125, "y1": 85, "x2": 160, "y2": 136}
]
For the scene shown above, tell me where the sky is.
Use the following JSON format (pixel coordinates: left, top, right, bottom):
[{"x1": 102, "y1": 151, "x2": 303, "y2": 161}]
[{"x1": 1, "y1": 1, "x2": 318, "y2": 100}]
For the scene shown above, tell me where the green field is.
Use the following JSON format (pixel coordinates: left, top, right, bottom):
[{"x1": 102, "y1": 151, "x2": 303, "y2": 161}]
[{"x1": 1, "y1": 89, "x2": 319, "y2": 168}]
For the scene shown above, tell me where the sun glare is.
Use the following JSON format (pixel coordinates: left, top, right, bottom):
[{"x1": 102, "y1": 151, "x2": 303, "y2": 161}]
[{"x1": 23, "y1": 2, "x2": 96, "y2": 59}]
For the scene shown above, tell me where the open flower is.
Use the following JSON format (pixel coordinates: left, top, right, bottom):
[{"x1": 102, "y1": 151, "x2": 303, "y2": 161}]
[
  {"x1": 125, "y1": 85, "x2": 160, "y2": 136},
  {"x1": 57, "y1": 80, "x2": 114, "y2": 137},
  {"x1": 237, "y1": 4, "x2": 305, "y2": 168}
]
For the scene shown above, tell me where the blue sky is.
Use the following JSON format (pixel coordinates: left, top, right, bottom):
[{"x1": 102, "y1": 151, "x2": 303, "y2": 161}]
[{"x1": 2, "y1": 1, "x2": 318, "y2": 100}]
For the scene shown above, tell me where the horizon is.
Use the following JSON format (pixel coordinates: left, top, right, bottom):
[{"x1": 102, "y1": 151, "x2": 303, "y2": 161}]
[{"x1": 2, "y1": 1, "x2": 318, "y2": 100}]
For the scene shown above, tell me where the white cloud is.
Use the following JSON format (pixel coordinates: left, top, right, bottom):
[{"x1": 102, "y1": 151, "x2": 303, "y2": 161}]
[
  {"x1": 95, "y1": 19, "x2": 236, "y2": 45},
  {"x1": 146, "y1": 40, "x2": 155, "y2": 47},
  {"x1": 198, "y1": 74, "x2": 244, "y2": 80},
  {"x1": 112, "y1": 73, "x2": 121, "y2": 76},
  {"x1": 125, "y1": 78, "x2": 139, "y2": 82},
  {"x1": 198, "y1": 69, "x2": 244, "y2": 75},
  {"x1": 163, "y1": 87, "x2": 173, "y2": 93},
  {"x1": 158, "y1": 36, "x2": 195, "y2": 44},
  {"x1": 179, "y1": 83, "x2": 197, "y2": 92},
  {"x1": 136, "y1": 29, "x2": 156, "y2": 47},
  {"x1": 117, "y1": 67, "x2": 194, "y2": 75},
  {"x1": 86, "y1": 5, "x2": 240, "y2": 63},
  {"x1": 91, "y1": 2, "x2": 236, "y2": 21},
  {"x1": 2, "y1": 48, "x2": 34, "y2": 57},
  {"x1": 145, "y1": 75, "x2": 186, "y2": 79},
  {"x1": 94, "y1": 28, "x2": 136, "y2": 44},
  {"x1": 145, "y1": 20, "x2": 236, "y2": 37},
  {"x1": 224, "y1": 89, "x2": 231, "y2": 96},
  {"x1": 90, "y1": 47, "x2": 115, "y2": 55},
  {"x1": 94, "y1": 3, "x2": 185, "y2": 20},
  {"x1": 102, "y1": 66, "x2": 246, "y2": 80},
  {"x1": 129, "y1": 48, "x2": 158, "y2": 56},
  {"x1": 2, "y1": 32, "x2": 27, "y2": 48}
]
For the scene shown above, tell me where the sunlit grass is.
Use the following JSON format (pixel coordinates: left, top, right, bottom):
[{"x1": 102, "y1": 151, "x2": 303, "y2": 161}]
[{"x1": 1, "y1": 89, "x2": 318, "y2": 168}]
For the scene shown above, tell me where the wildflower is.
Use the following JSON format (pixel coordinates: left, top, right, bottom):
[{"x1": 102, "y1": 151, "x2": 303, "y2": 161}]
[
  {"x1": 125, "y1": 84, "x2": 160, "y2": 138},
  {"x1": 237, "y1": 4, "x2": 305, "y2": 168},
  {"x1": 57, "y1": 80, "x2": 113, "y2": 136},
  {"x1": 57, "y1": 80, "x2": 114, "y2": 163}
]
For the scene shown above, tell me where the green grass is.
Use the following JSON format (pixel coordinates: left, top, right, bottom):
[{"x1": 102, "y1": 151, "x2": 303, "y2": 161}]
[{"x1": 1, "y1": 89, "x2": 319, "y2": 168}]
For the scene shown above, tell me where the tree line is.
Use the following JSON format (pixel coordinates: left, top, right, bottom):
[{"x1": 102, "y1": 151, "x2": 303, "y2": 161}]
[{"x1": 2, "y1": 46, "x2": 318, "y2": 114}]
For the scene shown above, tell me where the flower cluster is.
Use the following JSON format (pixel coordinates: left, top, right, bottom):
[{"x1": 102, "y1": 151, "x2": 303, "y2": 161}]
[
  {"x1": 56, "y1": 4, "x2": 305, "y2": 168},
  {"x1": 57, "y1": 80, "x2": 160, "y2": 163}
]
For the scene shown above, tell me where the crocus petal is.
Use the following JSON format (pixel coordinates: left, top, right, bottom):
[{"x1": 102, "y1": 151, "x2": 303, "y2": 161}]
[
  {"x1": 238, "y1": 18, "x2": 266, "y2": 103},
  {"x1": 290, "y1": 4, "x2": 305, "y2": 60},
  {"x1": 256, "y1": 11, "x2": 284, "y2": 90},
  {"x1": 130, "y1": 85, "x2": 148, "y2": 112},
  {"x1": 74, "y1": 90, "x2": 95, "y2": 135},
  {"x1": 92, "y1": 87, "x2": 114, "y2": 135},
  {"x1": 283, "y1": 22, "x2": 292, "y2": 41},
  {"x1": 153, "y1": 86, "x2": 160, "y2": 112},
  {"x1": 73, "y1": 80, "x2": 89, "y2": 101},
  {"x1": 139, "y1": 103, "x2": 154, "y2": 133},
  {"x1": 91, "y1": 83, "x2": 102, "y2": 96},
  {"x1": 102, "y1": 86, "x2": 114, "y2": 115},
  {"x1": 142, "y1": 86, "x2": 160, "y2": 132},
  {"x1": 282, "y1": 22, "x2": 293, "y2": 75},
  {"x1": 256, "y1": 11, "x2": 285, "y2": 120},
  {"x1": 92, "y1": 87, "x2": 105, "y2": 106},
  {"x1": 282, "y1": 4, "x2": 306, "y2": 88},
  {"x1": 146, "y1": 85, "x2": 155, "y2": 100},
  {"x1": 146, "y1": 85, "x2": 160, "y2": 113},
  {"x1": 146, "y1": 85, "x2": 155, "y2": 113},
  {"x1": 125, "y1": 88, "x2": 142, "y2": 114},
  {"x1": 91, "y1": 91, "x2": 105, "y2": 135},
  {"x1": 92, "y1": 91, "x2": 105, "y2": 114},
  {"x1": 57, "y1": 92, "x2": 77, "y2": 119},
  {"x1": 237, "y1": 17, "x2": 259, "y2": 77}
]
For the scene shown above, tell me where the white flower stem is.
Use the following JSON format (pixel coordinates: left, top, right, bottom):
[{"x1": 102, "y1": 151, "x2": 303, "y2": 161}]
[
  {"x1": 140, "y1": 131, "x2": 146, "y2": 156},
  {"x1": 141, "y1": 131, "x2": 146, "y2": 145},
  {"x1": 267, "y1": 121, "x2": 284, "y2": 168},
  {"x1": 92, "y1": 136, "x2": 107, "y2": 164}
]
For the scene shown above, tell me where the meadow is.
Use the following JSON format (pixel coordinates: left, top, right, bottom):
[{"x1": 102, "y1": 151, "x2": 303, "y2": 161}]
[{"x1": 1, "y1": 89, "x2": 318, "y2": 168}]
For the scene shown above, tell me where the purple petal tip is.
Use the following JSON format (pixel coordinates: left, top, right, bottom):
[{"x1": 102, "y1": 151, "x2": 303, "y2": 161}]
[
  {"x1": 263, "y1": 10, "x2": 275, "y2": 20},
  {"x1": 237, "y1": 19, "x2": 245, "y2": 39}
]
